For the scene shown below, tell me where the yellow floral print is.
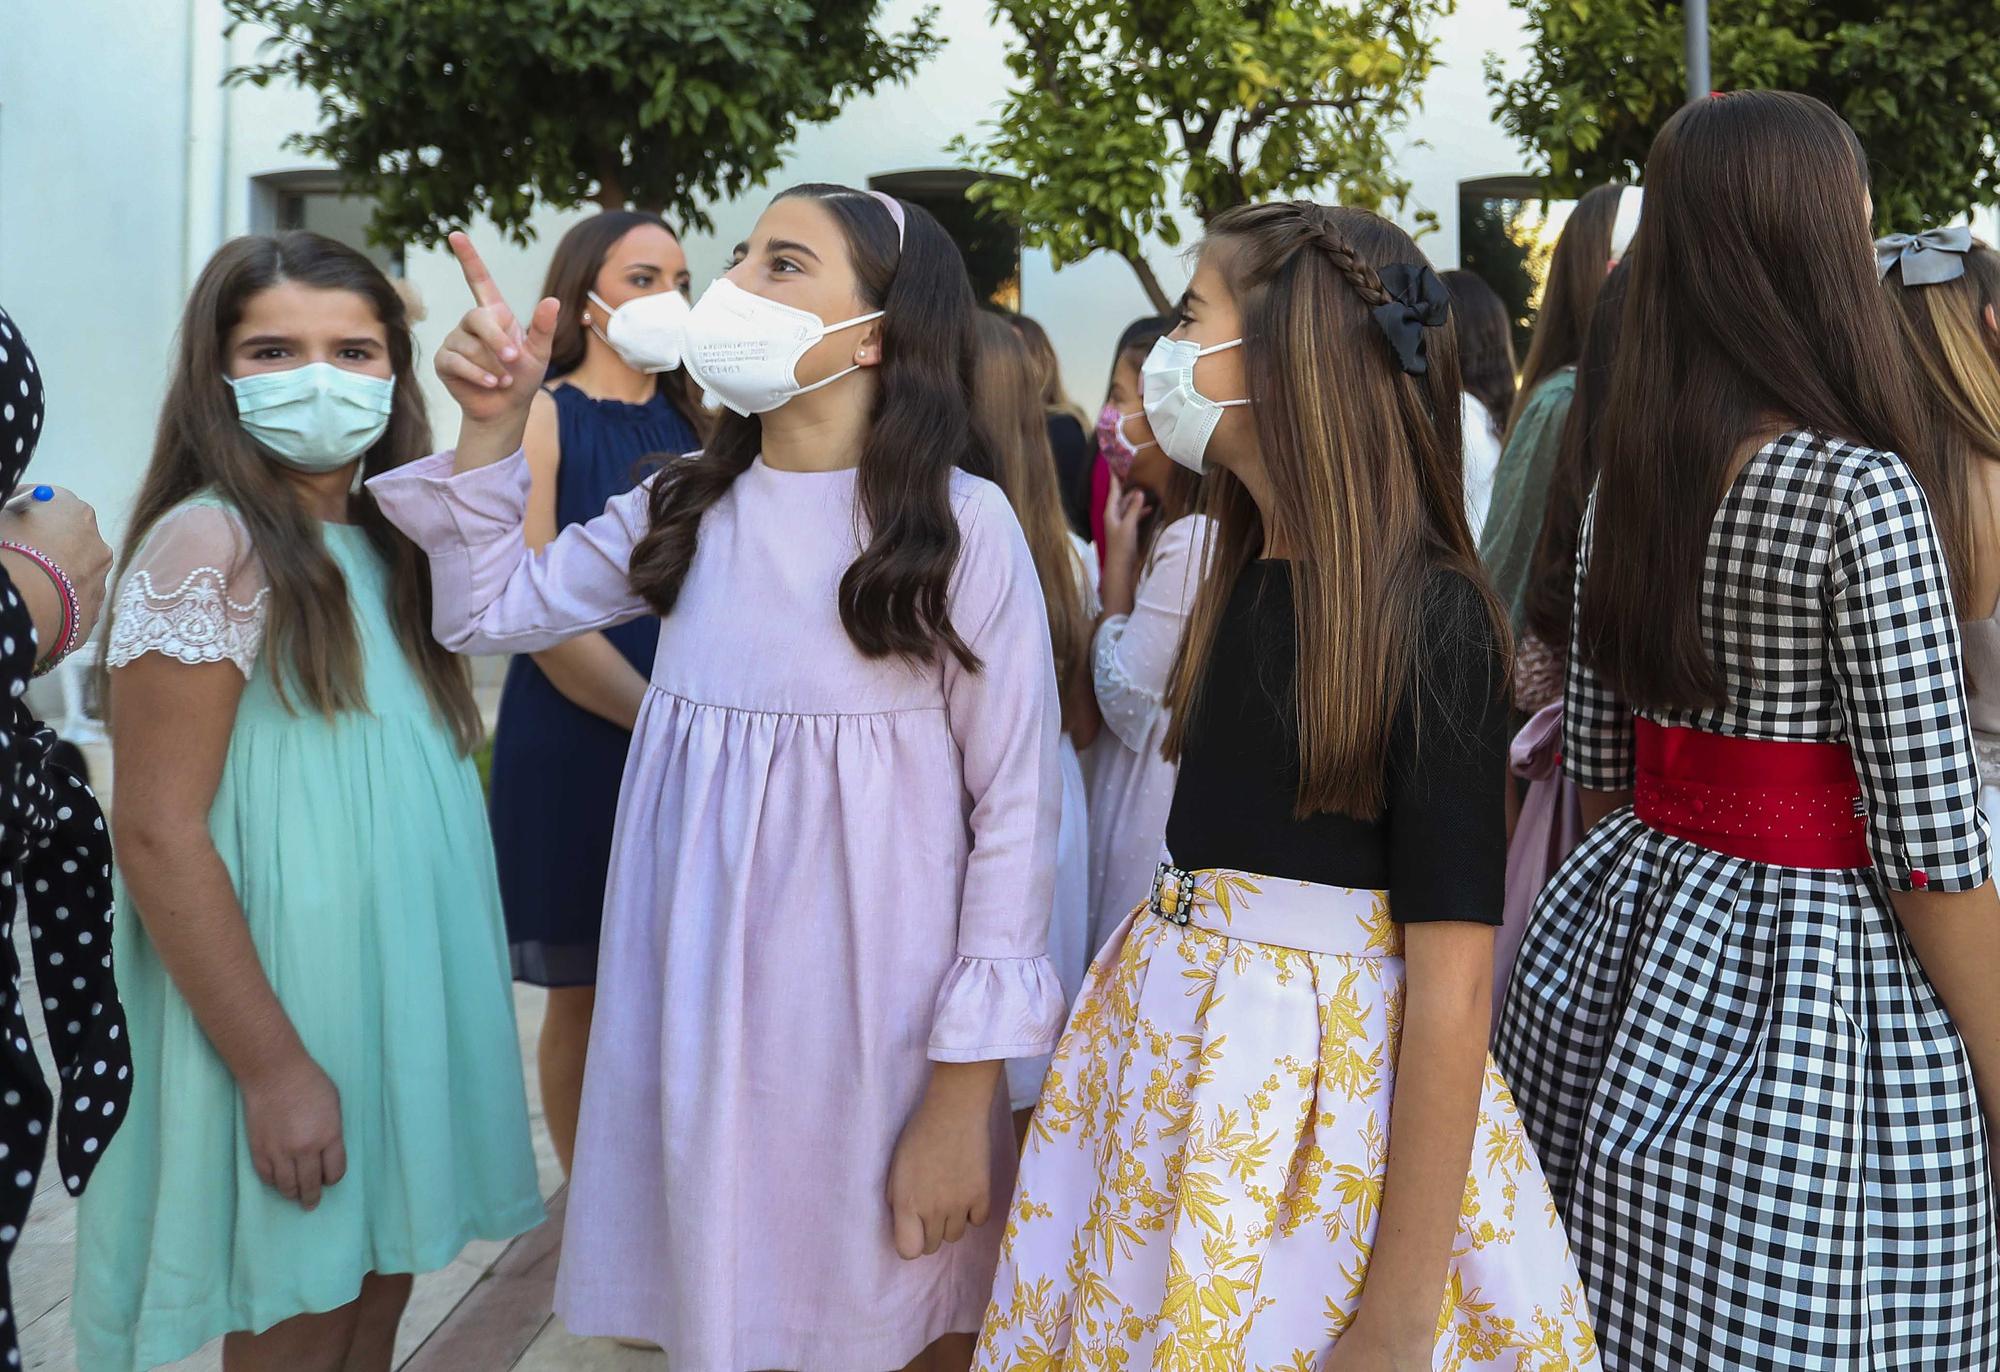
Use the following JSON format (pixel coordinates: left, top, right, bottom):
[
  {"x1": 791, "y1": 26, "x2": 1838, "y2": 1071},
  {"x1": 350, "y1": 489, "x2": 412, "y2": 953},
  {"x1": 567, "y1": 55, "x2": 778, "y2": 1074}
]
[{"x1": 976, "y1": 872, "x2": 1596, "y2": 1372}]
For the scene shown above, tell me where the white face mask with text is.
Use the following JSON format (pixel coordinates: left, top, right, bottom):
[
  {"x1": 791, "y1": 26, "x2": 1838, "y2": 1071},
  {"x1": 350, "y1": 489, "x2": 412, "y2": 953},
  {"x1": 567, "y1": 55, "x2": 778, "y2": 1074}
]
[{"x1": 680, "y1": 278, "x2": 882, "y2": 417}]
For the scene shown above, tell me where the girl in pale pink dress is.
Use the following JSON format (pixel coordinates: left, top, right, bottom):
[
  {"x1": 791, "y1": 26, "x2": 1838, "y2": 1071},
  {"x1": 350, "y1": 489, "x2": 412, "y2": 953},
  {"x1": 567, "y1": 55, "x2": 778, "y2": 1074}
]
[
  {"x1": 967, "y1": 312, "x2": 1103, "y2": 1125},
  {"x1": 371, "y1": 186, "x2": 1067, "y2": 1371}
]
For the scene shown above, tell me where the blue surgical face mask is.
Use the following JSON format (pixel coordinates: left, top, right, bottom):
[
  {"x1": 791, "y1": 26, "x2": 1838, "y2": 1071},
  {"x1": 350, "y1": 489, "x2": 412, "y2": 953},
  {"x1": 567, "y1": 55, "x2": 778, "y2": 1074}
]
[{"x1": 226, "y1": 363, "x2": 395, "y2": 472}]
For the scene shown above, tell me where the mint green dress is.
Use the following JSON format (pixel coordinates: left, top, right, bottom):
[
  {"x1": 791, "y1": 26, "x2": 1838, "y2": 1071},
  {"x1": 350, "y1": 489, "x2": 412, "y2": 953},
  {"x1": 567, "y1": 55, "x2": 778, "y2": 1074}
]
[{"x1": 73, "y1": 497, "x2": 543, "y2": 1371}]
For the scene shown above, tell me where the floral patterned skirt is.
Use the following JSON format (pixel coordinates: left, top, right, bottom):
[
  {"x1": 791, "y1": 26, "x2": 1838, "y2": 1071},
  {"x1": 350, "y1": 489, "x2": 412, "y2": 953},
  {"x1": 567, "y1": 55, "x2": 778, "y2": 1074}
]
[{"x1": 975, "y1": 867, "x2": 1598, "y2": 1370}]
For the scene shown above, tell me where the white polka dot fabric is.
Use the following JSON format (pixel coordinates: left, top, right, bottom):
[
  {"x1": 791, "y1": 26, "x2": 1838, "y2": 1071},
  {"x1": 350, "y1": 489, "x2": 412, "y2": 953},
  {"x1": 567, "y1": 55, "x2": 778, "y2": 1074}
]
[{"x1": 0, "y1": 305, "x2": 132, "y2": 1368}]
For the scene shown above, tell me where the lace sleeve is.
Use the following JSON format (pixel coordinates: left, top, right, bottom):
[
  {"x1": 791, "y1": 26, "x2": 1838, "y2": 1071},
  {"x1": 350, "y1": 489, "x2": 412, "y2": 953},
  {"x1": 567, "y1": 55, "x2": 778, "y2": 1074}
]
[
  {"x1": 1093, "y1": 514, "x2": 1213, "y2": 751},
  {"x1": 105, "y1": 503, "x2": 269, "y2": 677}
]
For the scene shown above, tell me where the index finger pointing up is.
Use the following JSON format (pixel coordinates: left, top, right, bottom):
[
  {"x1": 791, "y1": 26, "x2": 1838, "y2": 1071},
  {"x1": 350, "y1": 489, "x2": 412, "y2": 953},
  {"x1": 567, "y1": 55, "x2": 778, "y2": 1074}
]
[{"x1": 448, "y1": 231, "x2": 506, "y2": 309}]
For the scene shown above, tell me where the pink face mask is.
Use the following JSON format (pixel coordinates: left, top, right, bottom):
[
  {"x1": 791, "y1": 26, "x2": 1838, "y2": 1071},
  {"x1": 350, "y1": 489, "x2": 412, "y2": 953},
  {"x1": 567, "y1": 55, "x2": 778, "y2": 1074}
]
[{"x1": 1095, "y1": 400, "x2": 1153, "y2": 478}]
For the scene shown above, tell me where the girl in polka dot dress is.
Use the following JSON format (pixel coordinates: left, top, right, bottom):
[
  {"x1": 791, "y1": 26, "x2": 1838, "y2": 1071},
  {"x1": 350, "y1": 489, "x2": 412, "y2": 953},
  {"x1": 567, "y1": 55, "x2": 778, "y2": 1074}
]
[{"x1": 0, "y1": 308, "x2": 130, "y2": 1370}]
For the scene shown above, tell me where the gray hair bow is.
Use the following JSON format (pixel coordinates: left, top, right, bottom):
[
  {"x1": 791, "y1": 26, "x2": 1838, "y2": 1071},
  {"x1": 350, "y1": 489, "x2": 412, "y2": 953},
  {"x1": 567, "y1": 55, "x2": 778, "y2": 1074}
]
[{"x1": 1876, "y1": 225, "x2": 1974, "y2": 285}]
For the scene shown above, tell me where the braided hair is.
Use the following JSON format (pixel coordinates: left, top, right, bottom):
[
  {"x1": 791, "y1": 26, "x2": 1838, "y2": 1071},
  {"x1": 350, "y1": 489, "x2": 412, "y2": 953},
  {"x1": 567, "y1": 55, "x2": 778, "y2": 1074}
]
[{"x1": 1162, "y1": 201, "x2": 1508, "y2": 819}]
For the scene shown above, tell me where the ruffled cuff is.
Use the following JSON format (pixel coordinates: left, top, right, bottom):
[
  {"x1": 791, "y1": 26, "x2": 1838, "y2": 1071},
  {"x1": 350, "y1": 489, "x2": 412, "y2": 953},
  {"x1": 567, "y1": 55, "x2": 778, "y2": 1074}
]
[
  {"x1": 927, "y1": 955, "x2": 1067, "y2": 1063},
  {"x1": 366, "y1": 448, "x2": 531, "y2": 553}
]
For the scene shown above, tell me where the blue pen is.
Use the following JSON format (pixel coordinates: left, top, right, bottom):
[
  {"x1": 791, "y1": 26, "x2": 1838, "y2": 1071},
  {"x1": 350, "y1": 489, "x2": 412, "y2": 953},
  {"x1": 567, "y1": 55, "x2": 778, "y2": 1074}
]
[{"x1": 4, "y1": 486, "x2": 55, "y2": 511}]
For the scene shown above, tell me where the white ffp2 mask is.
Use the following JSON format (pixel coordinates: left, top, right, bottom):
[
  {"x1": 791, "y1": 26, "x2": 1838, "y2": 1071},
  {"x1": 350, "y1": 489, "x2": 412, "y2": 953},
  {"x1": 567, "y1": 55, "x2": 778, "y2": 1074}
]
[
  {"x1": 680, "y1": 278, "x2": 882, "y2": 417},
  {"x1": 588, "y1": 289, "x2": 691, "y2": 374},
  {"x1": 1140, "y1": 335, "x2": 1249, "y2": 474}
]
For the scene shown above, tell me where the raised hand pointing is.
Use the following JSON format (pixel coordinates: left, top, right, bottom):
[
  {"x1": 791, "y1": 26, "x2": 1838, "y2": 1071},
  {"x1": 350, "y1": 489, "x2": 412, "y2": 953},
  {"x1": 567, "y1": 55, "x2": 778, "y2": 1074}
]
[{"x1": 436, "y1": 231, "x2": 562, "y2": 469}]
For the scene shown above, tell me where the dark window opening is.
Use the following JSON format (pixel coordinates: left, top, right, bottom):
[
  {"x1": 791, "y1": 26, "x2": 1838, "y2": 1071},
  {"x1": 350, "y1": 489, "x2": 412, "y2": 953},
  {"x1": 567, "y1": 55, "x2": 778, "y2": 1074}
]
[
  {"x1": 870, "y1": 170, "x2": 1021, "y2": 312},
  {"x1": 252, "y1": 172, "x2": 405, "y2": 279},
  {"x1": 1458, "y1": 175, "x2": 1568, "y2": 360}
]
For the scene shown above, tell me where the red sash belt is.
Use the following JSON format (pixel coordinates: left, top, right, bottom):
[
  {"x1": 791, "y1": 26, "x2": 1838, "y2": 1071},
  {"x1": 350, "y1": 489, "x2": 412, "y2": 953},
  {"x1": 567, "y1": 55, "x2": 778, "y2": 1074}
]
[{"x1": 1632, "y1": 718, "x2": 1872, "y2": 869}]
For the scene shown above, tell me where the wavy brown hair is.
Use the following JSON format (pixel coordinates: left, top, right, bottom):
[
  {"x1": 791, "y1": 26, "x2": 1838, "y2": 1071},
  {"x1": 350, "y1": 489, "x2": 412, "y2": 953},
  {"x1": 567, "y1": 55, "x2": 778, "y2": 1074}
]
[
  {"x1": 1523, "y1": 261, "x2": 1629, "y2": 650},
  {"x1": 1163, "y1": 202, "x2": 1508, "y2": 819},
  {"x1": 108, "y1": 232, "x2": 481, "y2": 751},
  {"x1": 1879, "y1": 238, "x2": 2000, "y2": 614},
  {"x1": 1506, "y1": 182, "x2": 1625, "y2": 437},
  {"x1": 1579, "y1": 91, "x2": 1938, "y2": 710},
  {"x1": 626, "y1": 184, "x2": 995, "y2": 670},
  {"x1": 971, "y1": 312, "x2": 1092, "y2": 701},
  {"x1": 540, "y1": 209, "x2": 709, "y2": 440}
]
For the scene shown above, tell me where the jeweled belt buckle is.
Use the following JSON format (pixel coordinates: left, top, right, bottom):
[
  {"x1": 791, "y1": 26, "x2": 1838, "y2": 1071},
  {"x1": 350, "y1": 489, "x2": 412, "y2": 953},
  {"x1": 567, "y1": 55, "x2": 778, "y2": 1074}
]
[{"x1": 1150, "y1": 863, "x2": 1195, "y2": 925}]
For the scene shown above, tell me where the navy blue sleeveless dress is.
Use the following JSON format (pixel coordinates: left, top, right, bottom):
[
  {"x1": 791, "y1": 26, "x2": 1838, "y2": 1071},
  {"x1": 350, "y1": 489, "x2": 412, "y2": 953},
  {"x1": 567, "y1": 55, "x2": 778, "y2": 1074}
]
[{"x1": 489, "y1": 381, "x2": 699, "y2": 985}]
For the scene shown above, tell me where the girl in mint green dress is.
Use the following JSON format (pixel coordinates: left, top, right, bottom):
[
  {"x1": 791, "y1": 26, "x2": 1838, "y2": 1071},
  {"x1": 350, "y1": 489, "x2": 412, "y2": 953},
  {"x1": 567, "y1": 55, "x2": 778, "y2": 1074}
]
[{"x1": 73, "y1": 232, "x2": 542, "y2": 1372}]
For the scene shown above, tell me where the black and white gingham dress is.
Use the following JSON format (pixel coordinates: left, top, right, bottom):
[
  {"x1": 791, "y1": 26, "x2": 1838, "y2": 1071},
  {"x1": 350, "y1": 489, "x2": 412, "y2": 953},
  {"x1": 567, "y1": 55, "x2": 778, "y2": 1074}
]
[{"x1": 1496, "y1": 432, "x2": 1998, "y2": 1371}]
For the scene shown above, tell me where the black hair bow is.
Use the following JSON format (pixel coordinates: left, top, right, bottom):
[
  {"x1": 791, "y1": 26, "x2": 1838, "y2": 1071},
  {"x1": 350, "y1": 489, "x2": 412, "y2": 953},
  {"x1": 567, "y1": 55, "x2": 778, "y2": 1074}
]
[{"x1": 1371, "y1": 263, "x2": 1451, "y2": 376}]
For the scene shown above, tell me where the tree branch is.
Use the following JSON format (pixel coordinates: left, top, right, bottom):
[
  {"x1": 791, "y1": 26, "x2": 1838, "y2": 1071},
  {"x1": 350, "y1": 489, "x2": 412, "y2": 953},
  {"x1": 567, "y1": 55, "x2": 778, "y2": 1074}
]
[
  {"x1": 596, "y1": 153, "x2": 627, "y2": 210},
  {"x1": 1121, "y1": 250, "x2": 1174, "y2": 314},
  {"x1": 1226, "y1": 93, "x2": 1361, "y2": 202},
  {"x1": 1024, "y1": 12, "x2": 1067, "y2": 104}
]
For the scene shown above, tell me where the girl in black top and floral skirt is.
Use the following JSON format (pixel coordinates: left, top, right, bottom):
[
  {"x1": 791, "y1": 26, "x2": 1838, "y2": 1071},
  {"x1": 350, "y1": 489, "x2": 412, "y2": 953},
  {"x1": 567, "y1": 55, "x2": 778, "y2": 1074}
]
[{"x1": 975, "y1": 203, "x2": 1594, "y2": 1370}]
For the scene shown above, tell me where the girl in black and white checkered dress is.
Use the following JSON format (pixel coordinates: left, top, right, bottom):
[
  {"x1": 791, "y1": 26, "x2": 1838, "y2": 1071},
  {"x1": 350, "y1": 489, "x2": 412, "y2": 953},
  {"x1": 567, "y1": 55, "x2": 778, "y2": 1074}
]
[{"x1": 1496, "y1": 93, "x2": 2000, "y2": 1370}]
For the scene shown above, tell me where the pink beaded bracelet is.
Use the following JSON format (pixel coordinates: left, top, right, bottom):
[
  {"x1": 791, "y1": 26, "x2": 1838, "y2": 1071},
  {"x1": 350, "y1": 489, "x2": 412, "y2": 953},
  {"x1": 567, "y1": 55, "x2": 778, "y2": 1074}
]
[{"x1": 0, "y1": 540, "x2": 82, "y2": 676}]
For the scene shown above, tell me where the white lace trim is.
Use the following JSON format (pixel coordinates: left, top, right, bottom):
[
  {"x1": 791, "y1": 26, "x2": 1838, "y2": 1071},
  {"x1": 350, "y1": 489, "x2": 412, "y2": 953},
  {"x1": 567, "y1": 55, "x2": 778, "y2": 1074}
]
[{"x1": 105, "y1": 567, "x2": 269, "y2": 677}]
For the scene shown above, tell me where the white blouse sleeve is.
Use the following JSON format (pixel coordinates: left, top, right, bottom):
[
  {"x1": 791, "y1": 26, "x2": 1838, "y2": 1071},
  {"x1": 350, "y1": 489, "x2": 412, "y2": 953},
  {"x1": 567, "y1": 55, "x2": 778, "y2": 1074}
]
[
  {"x1": 105, "y1": 503, "x2": 270, "y2": 678},
  {"x1": 1092, "y1": 514, "x2": 1212, "y2": 752},
  {"x1": 1069, "y1": 531, "x2": 1102, "y2": 618}
]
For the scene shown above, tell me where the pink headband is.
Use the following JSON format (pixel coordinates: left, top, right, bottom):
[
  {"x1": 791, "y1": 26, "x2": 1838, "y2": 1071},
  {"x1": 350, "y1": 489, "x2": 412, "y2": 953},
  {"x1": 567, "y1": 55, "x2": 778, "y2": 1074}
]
[{"x1": 869, "y1": 190, "x2": 906, "y2": 249}]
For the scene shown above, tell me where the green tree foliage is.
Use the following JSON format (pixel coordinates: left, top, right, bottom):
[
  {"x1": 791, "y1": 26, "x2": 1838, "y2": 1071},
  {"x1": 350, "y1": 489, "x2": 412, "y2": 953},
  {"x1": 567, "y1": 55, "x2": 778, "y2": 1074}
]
[
  {"x1": 224, "y1": 0, "x2": 941, "y2": 246},
  {"x1": 1459, "y1": 194, "x2": 1546, "y2": 356},
  {"x1": 958, "y1": 0, "x2": 1455, "y2": 311},
  {"x1": 1491, "y1": 1, "x2": 2000, "y2": 230}
]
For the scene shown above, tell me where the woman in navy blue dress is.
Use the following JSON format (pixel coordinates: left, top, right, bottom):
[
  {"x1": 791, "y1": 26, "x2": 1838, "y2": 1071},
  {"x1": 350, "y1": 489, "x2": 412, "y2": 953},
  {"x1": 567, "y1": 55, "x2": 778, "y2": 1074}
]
[{"x1": 487, "y1": 211, "x2": 705, "y2": 1173}]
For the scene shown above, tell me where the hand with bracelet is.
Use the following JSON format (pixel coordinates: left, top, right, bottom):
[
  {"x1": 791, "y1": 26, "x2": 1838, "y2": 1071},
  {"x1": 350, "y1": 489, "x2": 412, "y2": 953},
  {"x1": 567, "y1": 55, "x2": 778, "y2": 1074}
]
[{"x1": 0, "y1": 483, "x2": 113, "y2": 674}]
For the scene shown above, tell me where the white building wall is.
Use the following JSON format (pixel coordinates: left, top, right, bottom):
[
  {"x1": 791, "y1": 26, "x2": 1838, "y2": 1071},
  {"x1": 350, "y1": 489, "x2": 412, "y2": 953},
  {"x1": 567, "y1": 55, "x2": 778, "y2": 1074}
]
[
  {"x1": 0, "y1": 0, "x2": 1531, "y2": 538},
  {"x1": 0, "y1": 0, "x2": 199, "y2": 538}
]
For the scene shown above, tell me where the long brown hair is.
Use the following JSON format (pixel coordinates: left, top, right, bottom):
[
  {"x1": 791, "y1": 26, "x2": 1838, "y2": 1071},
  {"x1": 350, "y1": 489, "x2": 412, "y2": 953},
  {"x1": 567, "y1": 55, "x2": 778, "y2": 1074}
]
[
  {"x1": 971, "y1": 312, "x2": 1092, "y2": 697},
  {"x1": 1011, "y1": 312, "x2": 1088, "y2": 427},
  {"x1": 1578, "y1": 91, "x2": 1936, "y2": 710},
  {"x1": 627, "y1": 184, "x2": 996, "y2": 670},
  {"x1": 1443, "y1": 268, "x2": 1518, "y2": 435},
  {"x1": 1879, "y1": 238, "x2": 2000, "y2": 614},
  {"x1": 108, "y1": 232, "x2": 481, "y2": 751},
  {"x1": 1523, "y1": 261, "x2": 1630, "y2": 650},
  {"x1": 1506, "y1": 183, "x2": 1625, "y2": 437},
  {"x1": 1163, "y1": 202, "x2": 1508, "y2": 819},
  {"x1": 541, "y1": 210, "x2": 709, "y2": 439}
]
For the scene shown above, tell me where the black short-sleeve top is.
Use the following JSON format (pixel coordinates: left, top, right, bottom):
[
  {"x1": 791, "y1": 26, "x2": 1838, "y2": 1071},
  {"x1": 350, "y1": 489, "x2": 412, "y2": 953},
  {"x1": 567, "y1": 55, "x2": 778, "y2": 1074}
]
[{"x1": 1164, "y1": 561, "x2": 1509, "y2": 923}]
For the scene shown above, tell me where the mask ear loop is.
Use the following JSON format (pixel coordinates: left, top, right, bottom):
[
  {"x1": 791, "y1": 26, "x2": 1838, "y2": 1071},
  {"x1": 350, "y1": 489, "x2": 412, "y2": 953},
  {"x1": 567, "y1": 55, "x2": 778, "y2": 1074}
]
[
  {"x1": 1115, "y1": 412, "x2": 1157, "y2": 455},
  {"x1": 585, "y1": 290, "x2": 615, "y2": 347}
]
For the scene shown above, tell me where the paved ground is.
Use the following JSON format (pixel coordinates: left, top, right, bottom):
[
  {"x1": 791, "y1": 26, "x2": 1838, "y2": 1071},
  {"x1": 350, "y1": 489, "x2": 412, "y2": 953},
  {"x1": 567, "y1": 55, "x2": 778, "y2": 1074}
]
[{"x1": 15, "y1": 678, "x2": 668, "y2": 1370}]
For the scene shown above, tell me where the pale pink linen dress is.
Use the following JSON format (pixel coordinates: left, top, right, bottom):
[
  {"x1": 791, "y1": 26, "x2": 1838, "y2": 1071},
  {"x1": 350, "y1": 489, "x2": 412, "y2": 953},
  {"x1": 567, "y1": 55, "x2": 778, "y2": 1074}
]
[{"x1": 370, "y1": 450, "x2": 1068, "y2": 1370}]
